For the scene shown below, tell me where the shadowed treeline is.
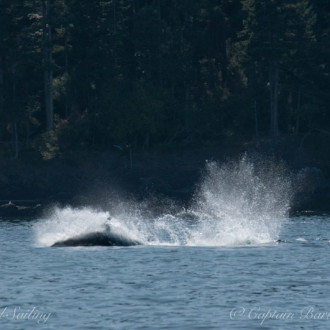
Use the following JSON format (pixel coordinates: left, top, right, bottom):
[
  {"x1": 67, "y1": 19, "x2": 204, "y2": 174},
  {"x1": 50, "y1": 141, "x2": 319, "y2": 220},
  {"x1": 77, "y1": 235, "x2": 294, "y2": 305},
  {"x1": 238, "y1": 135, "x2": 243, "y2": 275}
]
[{"x1": 0, "y1": 0, "x2": 329, "y2": 159}]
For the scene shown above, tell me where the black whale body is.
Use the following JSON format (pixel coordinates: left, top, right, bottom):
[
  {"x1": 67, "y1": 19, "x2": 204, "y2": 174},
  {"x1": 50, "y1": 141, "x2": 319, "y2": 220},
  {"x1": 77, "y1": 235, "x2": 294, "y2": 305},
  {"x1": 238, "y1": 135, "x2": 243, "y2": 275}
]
[{"x1": 51, "y1": 226, "x2": 141, "y2": 247}]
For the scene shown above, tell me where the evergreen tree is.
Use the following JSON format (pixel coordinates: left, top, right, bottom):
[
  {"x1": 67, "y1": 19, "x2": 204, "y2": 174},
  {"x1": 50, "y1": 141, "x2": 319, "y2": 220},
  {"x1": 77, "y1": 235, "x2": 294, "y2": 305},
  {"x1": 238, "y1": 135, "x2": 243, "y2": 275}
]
[{"x1": 240, "y1": 0, "x2": 317, "y2": 137}]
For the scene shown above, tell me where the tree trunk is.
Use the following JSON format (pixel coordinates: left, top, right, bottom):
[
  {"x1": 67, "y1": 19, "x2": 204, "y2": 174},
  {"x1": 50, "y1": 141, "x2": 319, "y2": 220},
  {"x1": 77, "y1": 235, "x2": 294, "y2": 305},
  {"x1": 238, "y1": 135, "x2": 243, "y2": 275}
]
[
  {"x1": 113, "y1": 0, "x2": 118, "y2": 68},
  {"x1": 220, "y1": 16, "x2": 228, "y2": 88},
  {"x1": 26, "y1": 119, "x2": 30, "y2": 148},
  {"x1": 295, "y1": 88, "x2": 301, "y2": 135},
  {"x1": 144, "y1": 132, "x2": 150, "y2": 150},
  {"x1": 184, "y1": 87, "x2": 190, "y2": 130},
  {"x1": 0, "y1": 49, "x2": 4, "y2": 112},
  {"x1": 11, "y1": 66, "x2": 19, "y2": 159},
  {"x1": 157, "y1": 0, "x2": 163, "y2": 87},
  {"x1": 0, "y1": 50, "x2": 4, "y2": 147},
  {"x1": 64, "y1": 28, "x2": 69, "y2": 118},
  {"x1": 42, "y1": 0, "x2": 54, "y2": 131},
  {"x1": 269, "y1": 62, "x2": 279, "y2": 137},
  {"x1": 254, "y1": 100, "x2": 259, "y2": 137},
  {"x1": 13, "y1": 121, "x2": 19, "y2": 159}
]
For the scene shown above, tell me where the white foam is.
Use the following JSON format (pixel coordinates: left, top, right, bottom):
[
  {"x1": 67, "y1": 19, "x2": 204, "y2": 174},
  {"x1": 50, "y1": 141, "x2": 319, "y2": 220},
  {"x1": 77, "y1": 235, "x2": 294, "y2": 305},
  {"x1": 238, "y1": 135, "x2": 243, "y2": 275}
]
[
  {"x1": 34, "y1": 207, "x2": 110, "y2": 247},
  {"x1": 34, "y1": 156, "x2": 292, "y2": 247},
  {"x1": 189, "y1": 156, "x2": 292, "y2": 246}
]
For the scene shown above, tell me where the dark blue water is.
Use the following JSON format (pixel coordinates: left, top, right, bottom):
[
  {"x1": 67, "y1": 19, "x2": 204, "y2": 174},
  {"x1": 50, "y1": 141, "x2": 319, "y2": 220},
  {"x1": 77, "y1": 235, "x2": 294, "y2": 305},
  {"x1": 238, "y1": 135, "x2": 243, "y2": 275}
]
[{"x1": 1, "y1": 214, "x2": 330, "y2": 330}]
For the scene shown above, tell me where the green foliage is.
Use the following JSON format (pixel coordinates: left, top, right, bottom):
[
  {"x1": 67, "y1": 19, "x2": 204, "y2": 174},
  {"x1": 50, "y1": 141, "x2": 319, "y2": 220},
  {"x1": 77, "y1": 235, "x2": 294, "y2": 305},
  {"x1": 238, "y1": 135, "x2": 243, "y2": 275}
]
[
  {"x1": 33, "y1": 130, "x2": 60, "y2": 160},
  {"x1": 100, "y1": 82, "x2": 173, "y2": 145},
  {"x1": 0, "y1": 0, "x2": 329, "y2": 157}
]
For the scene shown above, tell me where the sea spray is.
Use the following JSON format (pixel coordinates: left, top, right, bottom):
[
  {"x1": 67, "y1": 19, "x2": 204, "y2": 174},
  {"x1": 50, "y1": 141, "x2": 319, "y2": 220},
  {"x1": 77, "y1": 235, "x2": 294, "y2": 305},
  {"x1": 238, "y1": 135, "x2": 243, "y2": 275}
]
[
  {"x1": 35, "y1": 207, "x2": 111, "y2": 247},
  {"x1": 35, "y1": 155, "x2": 293, "y2": 247},
  {"x1": 189, "y1": 155, "x2": 292, "y2": 245}
]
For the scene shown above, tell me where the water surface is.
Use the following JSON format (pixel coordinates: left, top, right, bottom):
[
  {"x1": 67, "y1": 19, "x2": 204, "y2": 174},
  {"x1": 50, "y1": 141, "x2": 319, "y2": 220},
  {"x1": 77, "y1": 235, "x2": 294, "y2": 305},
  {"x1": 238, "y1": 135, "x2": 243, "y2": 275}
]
[
  {"x1": 1, "y1": 157, "x2": 329, "y2": 329},
  {"x1": 1, "y1": 215, "x2": 330, "y2": 329}
]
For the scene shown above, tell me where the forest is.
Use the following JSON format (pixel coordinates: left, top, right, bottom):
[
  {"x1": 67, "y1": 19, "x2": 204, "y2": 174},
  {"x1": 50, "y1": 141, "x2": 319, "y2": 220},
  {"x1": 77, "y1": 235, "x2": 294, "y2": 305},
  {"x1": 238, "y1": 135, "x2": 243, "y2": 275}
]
[{"x1": 0, "y1": 0, "x2": 330, "y2": 160}]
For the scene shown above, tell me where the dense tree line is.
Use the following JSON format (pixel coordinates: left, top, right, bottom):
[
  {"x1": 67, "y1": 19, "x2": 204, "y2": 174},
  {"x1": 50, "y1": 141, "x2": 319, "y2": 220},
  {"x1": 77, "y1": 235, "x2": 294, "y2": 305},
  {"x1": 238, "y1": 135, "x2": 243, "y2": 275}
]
[{"x1": 0, "y1": 0, "x2": 329, "y2": 159}]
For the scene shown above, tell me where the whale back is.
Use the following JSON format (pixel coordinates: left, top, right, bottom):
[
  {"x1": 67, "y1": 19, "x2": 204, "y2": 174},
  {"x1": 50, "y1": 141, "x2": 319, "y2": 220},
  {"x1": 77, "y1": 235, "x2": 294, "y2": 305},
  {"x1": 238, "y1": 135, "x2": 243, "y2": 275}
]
[{"x1": 51, "y1": 227, "x2": 141, "y2": 247}]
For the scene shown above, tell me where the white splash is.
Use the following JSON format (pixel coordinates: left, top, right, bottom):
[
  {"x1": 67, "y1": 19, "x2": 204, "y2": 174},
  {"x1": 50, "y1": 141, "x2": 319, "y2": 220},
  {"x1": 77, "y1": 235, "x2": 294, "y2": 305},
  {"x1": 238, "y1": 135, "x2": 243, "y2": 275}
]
[
  {"x1": 189, "y1": 156, "x2": 292, "y2": 245},
  {"x1": 34, "y1": 156, "x2": 292, "y2": 247},
  {"x1": 35, "y1": 207, "x2": 110, "y2": 247}
]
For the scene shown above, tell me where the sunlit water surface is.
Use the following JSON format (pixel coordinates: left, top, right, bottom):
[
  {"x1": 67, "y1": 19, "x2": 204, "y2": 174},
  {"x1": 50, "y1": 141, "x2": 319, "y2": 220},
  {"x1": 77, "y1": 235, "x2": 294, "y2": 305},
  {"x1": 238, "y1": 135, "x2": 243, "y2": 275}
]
[
  {"x1": 1, "y1": 158, "x2": 330, "y2": 329},
  {"x1": 1, "y1": 215, "x2": 330, "y2": 329}
]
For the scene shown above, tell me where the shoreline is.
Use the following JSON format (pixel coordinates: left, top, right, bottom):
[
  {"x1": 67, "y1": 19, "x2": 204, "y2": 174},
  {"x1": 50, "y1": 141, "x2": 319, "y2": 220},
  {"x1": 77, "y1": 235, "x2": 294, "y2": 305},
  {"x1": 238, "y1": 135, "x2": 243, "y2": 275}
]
[{"x1": 1, "y1": 138, "x2": 330, "y2": 217}]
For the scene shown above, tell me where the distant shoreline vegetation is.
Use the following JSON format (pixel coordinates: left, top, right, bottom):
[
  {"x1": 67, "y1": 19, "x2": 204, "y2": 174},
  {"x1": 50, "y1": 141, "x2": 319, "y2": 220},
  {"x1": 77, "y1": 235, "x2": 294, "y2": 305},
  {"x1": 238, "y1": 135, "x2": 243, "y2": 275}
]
[
  {"x1": 0, "y1": 144, "x2": 329, "y2": 216},
  {"x1": 0, "y1": 1, "x2": 329, "y2": 160},
  {"x1": 0, "y1": 1, "x2": 329, "y2": 213}
]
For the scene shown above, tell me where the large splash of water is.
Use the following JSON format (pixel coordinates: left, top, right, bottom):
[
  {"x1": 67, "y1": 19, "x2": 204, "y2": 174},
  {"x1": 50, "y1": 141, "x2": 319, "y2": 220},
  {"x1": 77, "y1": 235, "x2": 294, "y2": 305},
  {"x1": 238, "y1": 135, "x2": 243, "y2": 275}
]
[
  {"x1": 189, "y1": 156, "x2": 292, "y2": 245},
  {"x1": 34, "y1": 156, "x2": 292, "y2": 247}
]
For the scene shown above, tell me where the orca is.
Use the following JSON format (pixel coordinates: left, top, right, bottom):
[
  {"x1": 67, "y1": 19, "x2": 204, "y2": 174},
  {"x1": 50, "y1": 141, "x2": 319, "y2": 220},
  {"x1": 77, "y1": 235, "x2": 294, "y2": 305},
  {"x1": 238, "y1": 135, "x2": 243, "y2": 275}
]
[{"x1": 51, "y1": 224, "x2": 141, "y2": 247}]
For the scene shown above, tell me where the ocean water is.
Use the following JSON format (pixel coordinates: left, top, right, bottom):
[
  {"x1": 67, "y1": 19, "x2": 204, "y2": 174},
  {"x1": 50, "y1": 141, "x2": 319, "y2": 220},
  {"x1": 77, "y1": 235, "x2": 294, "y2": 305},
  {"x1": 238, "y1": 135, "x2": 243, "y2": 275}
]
[{"x1": 1, "y1": 157, "x2": 330, "y2": 329}]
